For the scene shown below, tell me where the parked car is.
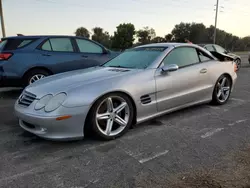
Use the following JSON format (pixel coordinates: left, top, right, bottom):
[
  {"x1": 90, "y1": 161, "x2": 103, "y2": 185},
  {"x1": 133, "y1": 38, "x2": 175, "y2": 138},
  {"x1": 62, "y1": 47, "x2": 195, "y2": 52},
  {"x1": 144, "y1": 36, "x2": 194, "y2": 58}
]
[
  {"x1": 15, "y1": 43, "x2": 237, "y2": 141},
  {"x1": 0, "y1": 35, "x2": 119, "y2": 87},
  {"x1": 199, "y1": 44, "x2": 241, "y2": 70},
  {"x1": 248, "y1": 52, "x2": 250, "y2": 64}
]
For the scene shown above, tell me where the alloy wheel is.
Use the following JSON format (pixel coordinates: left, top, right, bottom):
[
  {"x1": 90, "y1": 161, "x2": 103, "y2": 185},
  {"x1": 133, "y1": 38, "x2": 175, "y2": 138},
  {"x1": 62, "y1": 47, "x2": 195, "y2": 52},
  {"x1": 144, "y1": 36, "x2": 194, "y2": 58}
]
[
  {"x1": 235, "y1": 59, "x2": 241, "y2": 70},
  {"x1": 29, "y1": 74, "x2": 46, "y2": 84},
  {"x1": 95, "y1": 96, "x2": 130, "y2": 137},
  {"x1": 216, "y1": 76, "x2": 231, "y2": 103}
]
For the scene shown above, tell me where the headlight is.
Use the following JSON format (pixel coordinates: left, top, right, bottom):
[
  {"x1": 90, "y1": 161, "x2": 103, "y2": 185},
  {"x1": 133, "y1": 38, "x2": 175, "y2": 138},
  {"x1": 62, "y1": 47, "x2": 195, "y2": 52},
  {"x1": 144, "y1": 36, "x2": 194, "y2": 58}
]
[
  {"x1": 44, "y1": 93, "x2": 67, "y2": 112},
  {"x1": 34, "y1": 94, "x2": 53, "y2": 110}
]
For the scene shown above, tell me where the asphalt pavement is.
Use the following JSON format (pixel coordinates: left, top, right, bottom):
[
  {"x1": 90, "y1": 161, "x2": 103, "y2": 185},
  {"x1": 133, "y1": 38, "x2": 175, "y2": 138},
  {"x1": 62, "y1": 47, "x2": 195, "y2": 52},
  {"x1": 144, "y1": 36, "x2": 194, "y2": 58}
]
[{"x1": 0, "y1": 54, "x2": 250, "y2": 188}]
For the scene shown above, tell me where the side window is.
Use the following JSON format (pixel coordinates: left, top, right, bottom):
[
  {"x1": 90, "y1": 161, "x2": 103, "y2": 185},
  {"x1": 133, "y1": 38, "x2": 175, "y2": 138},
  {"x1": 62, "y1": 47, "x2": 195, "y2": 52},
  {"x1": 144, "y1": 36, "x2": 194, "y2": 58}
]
[
  {"x1": 41, "y1": 40, "x2": 52, "y2": 51},
  {"x1": 204, "y1": 45, "x2": 215, "y2": 51},
  {"x1": 214, "y1": 45, "x2": 226, "y2": 53},
  {"x1": 197, "y1": 50, "x2": 213, "y2": 62},
  {"x1": 163, "y1": 47, "x2": 200, "y2": 68},
  {"x1": 76, "y1": 39, "x2": 103, "y2": 53},
  {"x1": 41, "y1": 38, "x2": 74, "y2": 52}
]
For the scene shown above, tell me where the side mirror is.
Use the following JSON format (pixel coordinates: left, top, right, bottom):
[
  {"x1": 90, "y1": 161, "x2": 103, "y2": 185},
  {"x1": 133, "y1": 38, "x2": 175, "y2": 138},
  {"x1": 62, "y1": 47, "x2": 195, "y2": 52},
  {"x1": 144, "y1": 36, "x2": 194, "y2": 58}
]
[
  {"x1": 162, "y1": 64, "x2": 179, "y2": 73},
  {"x1": 103, "y1": 48, "x2": 110, "y2": 54}
]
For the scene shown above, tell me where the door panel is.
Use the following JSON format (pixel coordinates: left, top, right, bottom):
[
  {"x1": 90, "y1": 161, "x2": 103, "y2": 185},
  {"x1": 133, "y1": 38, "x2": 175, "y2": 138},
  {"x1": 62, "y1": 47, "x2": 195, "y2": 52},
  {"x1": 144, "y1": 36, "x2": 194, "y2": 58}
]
[
  {"x1": 74, "y1": 38, "x2": 113, "y2": 69},
  {"x1": 155, "y1": 63, "x2": 212, "y2": 112},
  {"x1": 155, "y1": 47, "x2": 214, "y2": 112},
  {"x1": 37, "y1": 38, "x2": 83, "y2": 73}
]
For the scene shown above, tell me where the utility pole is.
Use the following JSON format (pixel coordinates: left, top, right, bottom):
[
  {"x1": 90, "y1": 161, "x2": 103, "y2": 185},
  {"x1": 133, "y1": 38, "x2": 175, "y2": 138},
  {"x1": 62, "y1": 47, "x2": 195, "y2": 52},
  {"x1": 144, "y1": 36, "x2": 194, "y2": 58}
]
[
  {"x1": 0, "y1": 0, "x2": 5, "y2": 37},
  {"x1": 213, "y1": 0, "x2": 219, "y2": 44}
]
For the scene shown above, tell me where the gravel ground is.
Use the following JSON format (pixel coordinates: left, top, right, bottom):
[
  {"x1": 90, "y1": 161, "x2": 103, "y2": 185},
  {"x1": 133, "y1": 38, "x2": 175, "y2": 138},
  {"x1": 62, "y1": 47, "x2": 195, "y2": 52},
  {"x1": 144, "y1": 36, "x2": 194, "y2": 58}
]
[{"x1": 0, "y1": 53, "x2": 250, "y2": 188}]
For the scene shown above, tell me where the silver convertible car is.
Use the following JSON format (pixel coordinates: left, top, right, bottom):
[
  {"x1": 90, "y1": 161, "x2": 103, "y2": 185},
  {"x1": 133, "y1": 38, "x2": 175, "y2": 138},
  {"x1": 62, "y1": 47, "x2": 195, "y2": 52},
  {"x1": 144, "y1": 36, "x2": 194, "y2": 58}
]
[{"x1": 14, "y1": 43, "x2": 237, "y2": 140}]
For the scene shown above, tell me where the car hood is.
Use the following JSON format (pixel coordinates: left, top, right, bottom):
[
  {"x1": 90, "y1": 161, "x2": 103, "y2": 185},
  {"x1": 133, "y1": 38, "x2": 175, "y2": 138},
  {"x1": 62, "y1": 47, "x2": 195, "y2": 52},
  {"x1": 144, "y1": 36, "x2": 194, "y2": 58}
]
[
  {"x1": 25, "y1": 66, "x2": 140, "y2": 97},
  {"x1": 226, "y1": 52, "x2": 240, "y2": 59}
]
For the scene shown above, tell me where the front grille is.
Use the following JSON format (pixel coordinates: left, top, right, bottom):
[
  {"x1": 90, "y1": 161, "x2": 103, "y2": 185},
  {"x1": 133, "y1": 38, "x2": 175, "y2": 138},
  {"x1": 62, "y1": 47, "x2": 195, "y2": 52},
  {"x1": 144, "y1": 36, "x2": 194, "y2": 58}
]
[{"x1": 18, "y1": 91, "x2": 37, "y2": 107}]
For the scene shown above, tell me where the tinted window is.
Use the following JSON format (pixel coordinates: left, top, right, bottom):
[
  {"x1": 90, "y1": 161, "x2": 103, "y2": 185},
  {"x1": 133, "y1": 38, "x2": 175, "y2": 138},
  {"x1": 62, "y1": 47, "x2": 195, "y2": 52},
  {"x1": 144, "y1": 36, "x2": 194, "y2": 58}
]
[
  {"x1": 76, "y1": 39, "x2": 103, "y2": 53},
  {"x1": 1, "y1": 38, "x2": 37, "y2": 51},
  {"x1": 197, "y1": 50, "x2": 213, "y2": 62},
  {"x1": 0, "y1": 40, "x2": 7, "y2": 51},
  {"x1": 41, "y1": 40, "x2": 52, "y2": 51},
  {"x1": 41, "y1": 38, "x2": 74, "y2": 52},
  {"x1": 204, "y1": 45, "x2": 214, "y2": 51},
  {"x1": 163, "y1": 47, "x2": 199, "y2": 67},
  {"x1": 103, "y1": 47, "x2": 166, "y2": 69},
  {"x1": 214, "y1": 45, "x2": 226, "y2": 53}
]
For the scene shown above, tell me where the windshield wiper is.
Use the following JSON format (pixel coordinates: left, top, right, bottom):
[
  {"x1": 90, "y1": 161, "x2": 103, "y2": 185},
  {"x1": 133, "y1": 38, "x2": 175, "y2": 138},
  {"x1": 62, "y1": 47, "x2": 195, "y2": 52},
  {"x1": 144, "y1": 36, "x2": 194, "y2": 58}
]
[{"x1": 107, "y1": 65, "x2": 133, "y2": 68}]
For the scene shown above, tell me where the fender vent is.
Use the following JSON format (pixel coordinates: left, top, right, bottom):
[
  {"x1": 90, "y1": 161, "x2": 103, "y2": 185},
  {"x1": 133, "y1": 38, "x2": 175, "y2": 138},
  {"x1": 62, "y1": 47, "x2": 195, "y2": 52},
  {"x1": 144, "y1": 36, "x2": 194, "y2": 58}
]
[{"x1": 140, "y1": 95, "x2": 151, "y2": 104}]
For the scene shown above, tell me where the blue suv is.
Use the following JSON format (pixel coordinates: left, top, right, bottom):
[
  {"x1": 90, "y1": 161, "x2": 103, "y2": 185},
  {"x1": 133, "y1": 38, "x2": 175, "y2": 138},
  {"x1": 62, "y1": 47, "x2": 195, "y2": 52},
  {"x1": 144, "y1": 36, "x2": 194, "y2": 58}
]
[{"x1": 0, "y1": 35, "x2": 120, "y2": 87}]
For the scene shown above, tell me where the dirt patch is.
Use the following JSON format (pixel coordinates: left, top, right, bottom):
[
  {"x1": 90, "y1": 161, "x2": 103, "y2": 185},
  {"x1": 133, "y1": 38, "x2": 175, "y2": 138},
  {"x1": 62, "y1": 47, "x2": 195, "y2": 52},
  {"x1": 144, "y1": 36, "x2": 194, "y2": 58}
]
[
  {"x1": 170, "y1": 148, "x2": 250, "y2": 188},
  {"x1": 135, "y1": 147, "x2": 250, "y2": 188}
]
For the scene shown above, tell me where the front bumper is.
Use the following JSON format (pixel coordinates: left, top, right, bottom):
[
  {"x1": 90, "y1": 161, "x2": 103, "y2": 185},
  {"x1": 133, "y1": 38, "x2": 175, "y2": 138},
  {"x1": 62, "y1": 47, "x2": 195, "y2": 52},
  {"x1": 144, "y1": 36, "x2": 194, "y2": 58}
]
[
  {"x1": 15, "y1": 101, "x2": 91, "y2": 140},
  {"x1": 231, "y1": 71, "x2": 237, "y2": 92}
]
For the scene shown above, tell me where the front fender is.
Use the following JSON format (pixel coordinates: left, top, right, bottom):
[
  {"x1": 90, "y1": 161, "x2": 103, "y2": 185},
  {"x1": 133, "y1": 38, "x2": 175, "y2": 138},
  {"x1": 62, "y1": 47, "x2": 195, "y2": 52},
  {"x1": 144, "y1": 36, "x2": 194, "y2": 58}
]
[{"x1": 62, "y1": 82, "x2": 136, "y2": 108}]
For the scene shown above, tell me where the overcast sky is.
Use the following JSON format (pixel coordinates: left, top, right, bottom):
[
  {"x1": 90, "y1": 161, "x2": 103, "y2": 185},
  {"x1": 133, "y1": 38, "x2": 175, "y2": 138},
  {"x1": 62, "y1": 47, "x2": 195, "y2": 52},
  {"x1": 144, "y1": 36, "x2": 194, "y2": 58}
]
[{"x1": 3, "y1": 0, "x2": 250, "y2": 38}]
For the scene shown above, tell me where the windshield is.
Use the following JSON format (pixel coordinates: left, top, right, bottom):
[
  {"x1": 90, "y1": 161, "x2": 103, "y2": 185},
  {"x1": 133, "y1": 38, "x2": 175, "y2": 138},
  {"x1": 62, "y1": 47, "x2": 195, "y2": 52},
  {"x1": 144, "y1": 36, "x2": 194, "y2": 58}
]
[{"x1": 103, "y1": 47, "x2": 167, "y2": 69}]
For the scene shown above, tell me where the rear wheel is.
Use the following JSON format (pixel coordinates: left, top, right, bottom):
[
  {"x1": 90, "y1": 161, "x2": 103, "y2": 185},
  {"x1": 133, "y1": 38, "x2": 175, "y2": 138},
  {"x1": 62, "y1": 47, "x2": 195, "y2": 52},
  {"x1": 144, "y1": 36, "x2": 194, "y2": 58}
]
[
  {"x1": 89, "y1": 93, "x2": 134, "y2": 140},
  {"x1": 212, "y1": 75, "x2": 232, "y2": 105},
  {"x1": 23, "y1": 69, "x2": 50, "y2": 86}
]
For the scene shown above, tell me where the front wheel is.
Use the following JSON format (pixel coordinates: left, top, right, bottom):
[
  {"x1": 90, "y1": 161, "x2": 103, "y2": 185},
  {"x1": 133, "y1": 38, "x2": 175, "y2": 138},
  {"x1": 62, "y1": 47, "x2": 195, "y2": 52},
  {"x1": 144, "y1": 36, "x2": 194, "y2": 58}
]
[
  {"x1": 89, "y1": 93, "x2": 134, "y2": 140},
  {"x1": 212, "y1": 75, "x2": 232, "y2": 105},
  {"x1": 234, "y1": 58, "x2": 241, "y2": 71}
]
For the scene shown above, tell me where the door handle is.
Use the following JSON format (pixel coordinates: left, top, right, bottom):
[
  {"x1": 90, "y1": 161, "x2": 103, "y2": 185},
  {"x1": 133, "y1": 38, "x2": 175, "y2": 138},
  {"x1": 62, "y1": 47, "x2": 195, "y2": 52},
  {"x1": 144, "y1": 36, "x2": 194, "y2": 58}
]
[
  {"x1": 81, "y1": 55, "x2": 88, "y2": 58},
  {"x1": 200, "y1": 68, "x2": 207, "y2": 74}
]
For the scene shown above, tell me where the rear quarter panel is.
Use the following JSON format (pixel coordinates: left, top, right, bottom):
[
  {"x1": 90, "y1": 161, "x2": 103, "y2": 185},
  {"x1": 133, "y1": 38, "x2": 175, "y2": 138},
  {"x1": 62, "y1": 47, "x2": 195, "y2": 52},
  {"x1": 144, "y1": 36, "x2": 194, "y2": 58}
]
[
  {"x1": 209, "y1": 60, "x2": 237, "y2": 87},
  {"x1": 1, "y1": 50, "x2": 41, "y2": 78},
  {"x1": 0, "y1": 38, "x2": 45, "y2": 78}
]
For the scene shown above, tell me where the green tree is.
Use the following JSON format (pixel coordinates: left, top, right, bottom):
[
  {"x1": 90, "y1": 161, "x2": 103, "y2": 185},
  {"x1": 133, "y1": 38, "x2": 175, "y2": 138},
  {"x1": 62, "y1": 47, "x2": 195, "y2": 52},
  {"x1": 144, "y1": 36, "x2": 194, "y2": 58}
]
[
  {"x1": 171, "y1": 22, "x2": 191, "y2": 42},
  {"x1": 151, "y1": 36, "x2": 165, "y2": 43},
  {"x1": 189, "y1": 23, "x2": 207, "y2": 43},
  {"x1": 75, "y1": 27, "x2": 90, "y2": 38},
  {"x1": 164, "y1": 34, "x2": 173, "y2": 42},
  {"x1": 111, "y1": 23, "x2": 136, "y2": 50},
  {"x1": 136, "y1": 27, "x2": 156, "y2": 44},
  {"x1": 91, "y1": 27, "x2": 111, "y2": 48}
]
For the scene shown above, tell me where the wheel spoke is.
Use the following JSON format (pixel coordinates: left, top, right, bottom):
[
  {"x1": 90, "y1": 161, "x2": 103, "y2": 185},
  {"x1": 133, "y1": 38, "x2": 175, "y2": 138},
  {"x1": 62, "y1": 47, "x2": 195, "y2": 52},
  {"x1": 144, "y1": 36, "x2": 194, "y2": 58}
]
[
  {"x1": 221, "y1": 91, "x2": 226, "y2": 100},
  {"x1": 114, "y1": 102, "x2": 127, "y2": 113},
  {"x1": 222, "y1": 86, "x2": 230, "y2": 91},
  {"x1": 115, "y1": 115, "x2": 127, "y2": 127},
  {"x1": 106, "y1": 97, "x2": 113, "y2": 112},
  {"x1": 35, "y1": 75, "x2": 39, "y2": 80},
  {"x1": 97, "y1": 112, "x2": 110, "y2": 120},
  {"x1": 105, "y1": 119, "x2": 113, "y2": 135},
  {"x1": 221, "y1": 77, "x2": 227, "y2": 87},
  {"x1": 217, "y1": 90, "x2": 222, "y2": 98}
]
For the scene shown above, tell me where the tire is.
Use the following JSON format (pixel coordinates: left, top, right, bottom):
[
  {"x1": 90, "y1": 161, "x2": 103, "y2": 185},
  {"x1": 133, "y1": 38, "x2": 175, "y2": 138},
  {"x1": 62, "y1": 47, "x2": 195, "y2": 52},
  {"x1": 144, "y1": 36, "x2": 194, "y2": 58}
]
[
  {"x1": 234, "y1": 58, "x2": 241, "y2": 71},
  {"x1": 211, "y1": 74, "x2": 232, "y2": 105},
  {"x1": 23, "y1": 69, "x2": 50, "y2": 86},
  {"x1": 89, "y1": 93, "x2": 134, "y2": 140}
]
